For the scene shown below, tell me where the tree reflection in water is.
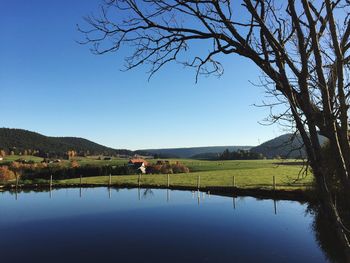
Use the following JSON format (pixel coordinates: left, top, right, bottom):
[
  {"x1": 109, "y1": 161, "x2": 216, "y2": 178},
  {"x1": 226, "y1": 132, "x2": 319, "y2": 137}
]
[{"x1": 308, "y1": 203, "x2": 347, "y2": 263}]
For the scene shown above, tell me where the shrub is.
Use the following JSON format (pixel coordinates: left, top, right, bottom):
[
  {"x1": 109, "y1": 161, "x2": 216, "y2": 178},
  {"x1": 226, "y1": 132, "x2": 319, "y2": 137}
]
[
  {"x1": 172, "y1": 163, "x2": 190, "y2": 173},
  {"x1": 70, "y1": 160, "x2": 80, "y2": 168},
  {"x1": 147, "y1": 162, "x2": 189, "y2": 174},
  {"x1": 0, "y1": 166, "x2": 16, "y2": 182}
]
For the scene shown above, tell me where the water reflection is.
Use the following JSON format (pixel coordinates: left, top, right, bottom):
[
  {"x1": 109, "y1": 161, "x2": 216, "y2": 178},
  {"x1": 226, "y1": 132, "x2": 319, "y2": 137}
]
[
  {"x1": 7, "y1": 187, "x2": 311, "y2": 220},
  {"x1": 274, "y1": 199, "x2": 277, "y2": 215},
  {"x1": 0, "y1": 187, "x2": 338, "y2": 262},
  {"x1": 308, "y1": 203, "x2": 347, "y2": 263}
]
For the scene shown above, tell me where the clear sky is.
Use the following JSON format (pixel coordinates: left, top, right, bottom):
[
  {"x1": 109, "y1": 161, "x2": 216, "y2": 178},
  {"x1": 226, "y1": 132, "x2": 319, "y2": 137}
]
[{"x1": 0, "y1": 0, "x2": 285, "y2": 150}]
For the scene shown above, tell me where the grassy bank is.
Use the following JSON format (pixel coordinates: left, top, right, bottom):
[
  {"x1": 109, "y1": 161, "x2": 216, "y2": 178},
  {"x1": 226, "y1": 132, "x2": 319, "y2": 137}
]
[
  {"x1": 58, "y1": 159, "x2": 312, "y2": 191},
  {"x1": 0, "y1": 159, "x2": 313, "y2": 195}
]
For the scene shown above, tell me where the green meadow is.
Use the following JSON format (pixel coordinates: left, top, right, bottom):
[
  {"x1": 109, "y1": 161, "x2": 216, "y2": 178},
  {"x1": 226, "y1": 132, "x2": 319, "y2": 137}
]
[
  {"x1": 59, "y1": 159, "x2": 313, "y2": 191},
  {"x1": 0, "y1": 156, "x2": 313, "y2": 191}
]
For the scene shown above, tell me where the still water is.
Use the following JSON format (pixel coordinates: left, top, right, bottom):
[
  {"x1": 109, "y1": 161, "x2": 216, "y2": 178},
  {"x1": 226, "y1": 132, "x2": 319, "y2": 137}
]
[{"x1": 0, "y1": 188, "x2": 330, "y2": 263}]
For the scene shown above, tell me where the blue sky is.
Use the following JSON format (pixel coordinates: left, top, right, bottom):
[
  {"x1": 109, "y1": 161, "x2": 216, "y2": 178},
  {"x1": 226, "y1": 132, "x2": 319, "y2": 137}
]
[{"x1": 0, "y1": 0, "x2": 284, "y2": 150}]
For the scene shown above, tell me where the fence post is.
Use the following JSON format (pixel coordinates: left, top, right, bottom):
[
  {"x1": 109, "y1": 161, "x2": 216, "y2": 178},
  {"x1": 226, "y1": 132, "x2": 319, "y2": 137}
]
[
  {"x1": 233, "y1": 175, "x2": 235, "y2": 188},
  {"x1": 109, "y1": 173, "x2": 112, "y2": 186},
  {"x1": 16, "y1": 174, "x2": 19, "y2": 189},
  {"x1": 197, "y1": 175, "x2": 200, "y2": 189},
  {"x1": 167, "y1": 174, "x2": 170, "y2": 187},
  {"x1": 80, "y1": 175, "x2": 82, "y2": 186},
  {"x1": 273, "y1": 176, "x2": 276, "y2": 190},
  {"x1": 138, "y1": 174, "x2": 141, "y2": 187},
  {"x1": 50, "y1": 175, "x2": 53, "y2": 188}
]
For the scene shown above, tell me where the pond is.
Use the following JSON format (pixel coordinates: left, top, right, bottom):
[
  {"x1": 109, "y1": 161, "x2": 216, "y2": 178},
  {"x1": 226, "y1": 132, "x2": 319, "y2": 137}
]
[{"x1": 0, "y1": 188, "x2": 332, "y2": 262}]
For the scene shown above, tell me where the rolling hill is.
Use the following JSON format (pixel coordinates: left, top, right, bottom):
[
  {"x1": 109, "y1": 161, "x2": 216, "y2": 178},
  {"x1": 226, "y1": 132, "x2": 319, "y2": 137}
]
[
  {"x1": 0, "y1": 128, "x2": 327, "y2": 160},
  {"x1": 250, "y1": 133, "x2": 327, "y2": 158},
  {"x1": 0, "y1": 128, "x2": 132, "y2": 157},
  {"x1": 141, "y1": 133, "x2": 328, "y2": 159},
  {"x1": 138, "y1": 146, "x2": 252, "y2": 159}
]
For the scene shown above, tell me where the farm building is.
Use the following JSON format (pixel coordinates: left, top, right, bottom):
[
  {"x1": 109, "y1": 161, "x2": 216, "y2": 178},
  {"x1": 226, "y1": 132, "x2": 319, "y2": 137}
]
[{"x1": 128, "y1": 158, "x2": 149, "y2": 174}]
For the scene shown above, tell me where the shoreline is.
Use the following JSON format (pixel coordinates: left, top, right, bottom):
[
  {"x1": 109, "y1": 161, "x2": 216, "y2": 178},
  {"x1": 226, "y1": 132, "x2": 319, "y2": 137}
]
[{"x1": 0, "y1": 183, "x2": 315, "y2": 203}]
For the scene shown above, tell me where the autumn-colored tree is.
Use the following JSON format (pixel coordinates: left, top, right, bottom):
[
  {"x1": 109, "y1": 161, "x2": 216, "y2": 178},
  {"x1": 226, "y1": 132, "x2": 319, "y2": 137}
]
[
  {"x1": 70, "y1": 160, "x2": 80, "y2": 169},
  {"x1": 66, "y1": 150, "x2": 77, "y2": 160},
  {"x1": 172, "y1": 163, "x2": 190, "y2": 174},
  {"x1": 0, "y1": 166, "x2": 15, "y2": 182},
  {"x1": 9, "y1": 162, "x2": 22, "y2": 181},
  {"x1": 160, "y1": 165, "x2": 173, "y2": 174},
  {"x1": 29, "y1": 162, "x2": 48, "y2": 170}
]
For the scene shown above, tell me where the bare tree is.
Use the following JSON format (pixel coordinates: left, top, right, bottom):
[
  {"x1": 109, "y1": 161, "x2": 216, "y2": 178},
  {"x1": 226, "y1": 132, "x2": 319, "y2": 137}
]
[{"x1": 80, "y1": 0, "x2": 350, "y2": 256}]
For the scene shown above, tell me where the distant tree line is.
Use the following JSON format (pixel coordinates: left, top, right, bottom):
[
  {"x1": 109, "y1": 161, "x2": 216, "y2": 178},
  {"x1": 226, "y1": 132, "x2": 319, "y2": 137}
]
[
  {"x1": 0, "y1": 161, "x2": 190, "y2": 182},
  {"x1": 219, "y1": 149, "x2": 265, "y2": 160}
]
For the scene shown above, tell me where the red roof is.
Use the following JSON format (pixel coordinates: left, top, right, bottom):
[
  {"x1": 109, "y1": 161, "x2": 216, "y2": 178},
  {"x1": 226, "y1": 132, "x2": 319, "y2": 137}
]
[{"x1": 129, "y1": 158, "x2": 149, "y2": 166}]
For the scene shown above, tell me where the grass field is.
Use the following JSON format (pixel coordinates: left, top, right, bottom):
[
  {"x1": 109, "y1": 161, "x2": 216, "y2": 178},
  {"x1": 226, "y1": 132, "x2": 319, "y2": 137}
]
[
  {"x1": 0, "y1": 156, "x2": 313, "y2": 191},
  {"x1": 0, "y1": 155, "x2": 44, "y2": 163},
  {"x1": 59, "y1": 159, "x2": 313, "y2": 191}
]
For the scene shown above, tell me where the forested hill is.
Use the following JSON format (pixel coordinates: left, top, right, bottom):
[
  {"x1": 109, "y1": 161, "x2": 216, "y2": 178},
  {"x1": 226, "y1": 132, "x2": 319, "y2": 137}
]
[
  {"x1": 250, "y1": 133, "x2": 327, "y2": 158},
  {"x1": 138, "y1": 146, "x2": 252, "y2": 159},
  {"x1": 0, "y1": 128, "x2": 132, "y2": 157}
]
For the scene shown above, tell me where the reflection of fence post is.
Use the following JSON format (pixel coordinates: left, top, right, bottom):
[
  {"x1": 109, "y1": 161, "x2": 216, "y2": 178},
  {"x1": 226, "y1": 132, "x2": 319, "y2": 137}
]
[
  {"x1": 273, "y1": 176, "x2": 276, "y2": 190},
  {"x1": 197, "y1": 175, "x2": 200, "y2": 189},
  {"x1": 167, "y1": 174, "x2": 170, "y2": 187},
  {"x1": 233, "y1": 176, "x2": 235, "y2": 188}
]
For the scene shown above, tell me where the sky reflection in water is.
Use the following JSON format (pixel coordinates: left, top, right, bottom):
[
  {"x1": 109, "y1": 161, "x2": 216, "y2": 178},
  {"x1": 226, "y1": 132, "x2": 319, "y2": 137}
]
[{"x1": 0, "y1": 188, "x2": 329, "y2": 263}]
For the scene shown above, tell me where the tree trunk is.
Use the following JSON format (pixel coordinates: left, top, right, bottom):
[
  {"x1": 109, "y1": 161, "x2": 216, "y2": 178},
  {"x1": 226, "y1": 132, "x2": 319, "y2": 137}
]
[
  {"x1": 338, "y1": 128, "x2": 350, "y2": 174},
  {"x1": 328, "y1": 129, "x2": 350, "y2": 188}
]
